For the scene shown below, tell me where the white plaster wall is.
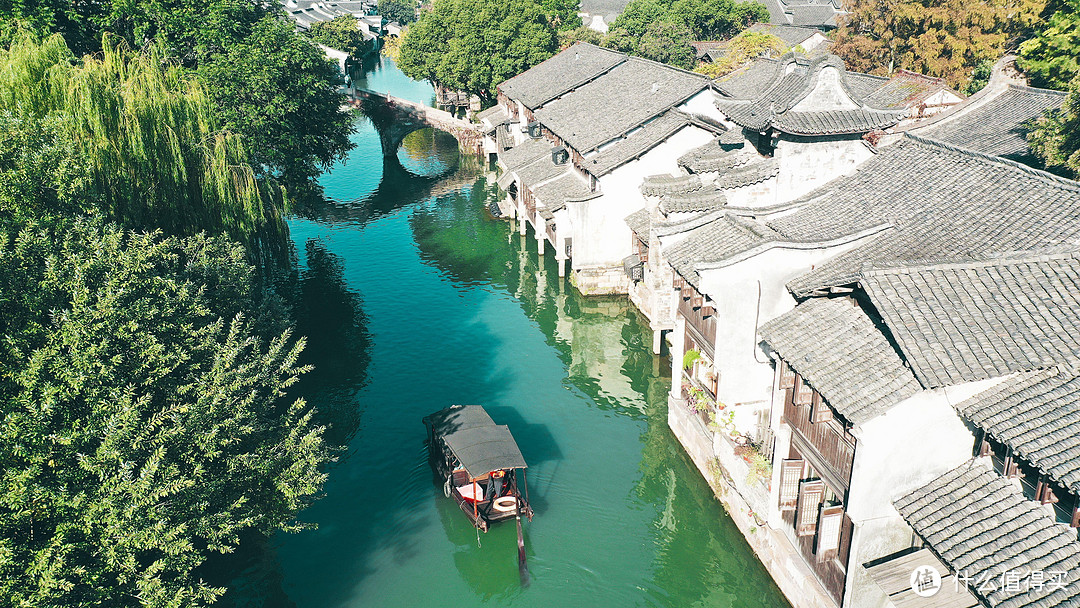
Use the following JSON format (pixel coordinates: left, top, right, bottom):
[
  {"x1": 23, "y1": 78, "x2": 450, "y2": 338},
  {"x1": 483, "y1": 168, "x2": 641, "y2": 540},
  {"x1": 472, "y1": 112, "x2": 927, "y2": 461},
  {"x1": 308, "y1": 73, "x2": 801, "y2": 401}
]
[
  {"x1": 575, "y1": 126, "x2": 715, "y2": 269},
  {"x1": 801, "y1": 33, "x2": 828, "y2": 53},
  {"x1": 679, "y1": 89, "x2": 726, "y2": 124},
  {"x1": 775, "y1": 136, "x2": 874, "y2": 203},
  {"x1": 841, "y1": 377, "x2": 1007, "y2": 608},
  {"x1": 722, "y1": 177, "x2": 779, "y2": 208},
  {"x1": 697, "y1": 240, "x2": 872, "y2": 408},
  {"x1": 792, "y1": 67, "x2": 858, "y2": 111}
]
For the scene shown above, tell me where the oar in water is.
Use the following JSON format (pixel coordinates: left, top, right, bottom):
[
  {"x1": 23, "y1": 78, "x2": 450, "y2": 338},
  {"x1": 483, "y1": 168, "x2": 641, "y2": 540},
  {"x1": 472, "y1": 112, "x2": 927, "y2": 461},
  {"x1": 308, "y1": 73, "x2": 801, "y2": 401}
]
[{"x1": 516, "y1": 502, "x2": 529, "y2": 587}]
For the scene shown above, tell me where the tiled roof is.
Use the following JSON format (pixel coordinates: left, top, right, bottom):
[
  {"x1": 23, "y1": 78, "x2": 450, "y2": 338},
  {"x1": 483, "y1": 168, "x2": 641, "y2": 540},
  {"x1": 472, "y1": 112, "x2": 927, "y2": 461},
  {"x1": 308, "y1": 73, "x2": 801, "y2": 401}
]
[
  {"x1": 515, "y1": 156, "x2": 566, "y2": 188},
  {"x1": 859, "y1": 252, "x2": 1080, "y2": 388},
  {"x1": 498, "y1": 43, "x2": 626, "y2": 110},
  {"x1": 864, "y1": 69, "x2": 958, "y2": 110},
  {"x1": 714, "y1": 157, "x2": 780, "y2": 188},
  {"x1": 895, "y1": 462, "x2": 1080, "y2": 608},
  {"x1": 532, "y1": 172, "x2": 596, "y2": 216},
  {"x1": 715, "y1": 58, "x2": 782, "y2": 100},
  {"x1": 659, "y1": 187, "x2": 728, "y2": 214},
  {"x1": 625, "y1": 207, "x2": 651, "y2": 237},
  {"x1": 744, "y1": 23, "x2": 823, "y2": 48},
  {"x1": 787, "y1": 4, "x2": 843, "y2": 28},
  {"x1": 585, "y1": 110, "x2": 698, "y2": 176},
  {"x1": 758, "y1": 297, "x2": 920, "y2": 424},
  {"x1": 958, "y1": 362, "x2": 1080, "y2": 496},
  {"x1": 915, "y1": 85, "x2": 1066, "y2": 163},
  {"x1": 714, "y1": 54, "x2": 906, "y2": 135},
  {"x1": 498, "y1": 138, "x2": 551, "y2": 172},
  {"x1": 641, "y1": 173, "x2": 702, "y2": 196},
  {"x1": 663, "y1": 214, "x2": 778, "y2": 286},
  {"x1": 777, "y1": 136, "x2": 1080, "y2": 297},
  {"x1": 677, "y1": 140, "x2": 762, "y2": 173},
  {"x1": 533, "y1": 57, "x2": 710, "y2": 153},
  {"x1": 476, "y1": 104, "x2": 510, "y2": 128}
]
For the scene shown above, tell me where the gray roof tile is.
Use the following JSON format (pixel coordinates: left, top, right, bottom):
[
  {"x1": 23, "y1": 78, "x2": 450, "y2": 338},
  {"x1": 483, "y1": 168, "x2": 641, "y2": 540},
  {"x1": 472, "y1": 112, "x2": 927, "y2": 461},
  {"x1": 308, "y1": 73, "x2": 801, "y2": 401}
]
[
  {"x1": 780, "y1": 136, "x2": 1080, "y2": 297},
  {"x1": 744, "y1": 22, "x2": 823, "y2": 48},
  {"x1": 498, "y1": 43, "x2": 626, "y2": 110},
  {"x1": 714, "y1": 156, "x2": 780, "y2": 188},
  {"x1": 864, "y1": 69, "x2": 958, "y2": 110},
  {"x1": 895, "y1": 462, "x2": 1080, "y2": 608},
  {"x1": 663, "y1": 213, "x2": 778, "y2": 286},
  {"x1": 758, "y1": 297, "x2": 921, "y2": 424},
  {"x1": 533, "y1": 57, "x2": 710, "y2": 153},
  {"x1": 532, "y1": 172, "x2": 596, "y2": 215},
  {"x1": 625, "y1": 207, "x2": 651, "y2": 237},
  {"x1": 959, "y1": 362, "x2": 1080, "y2": 496},
  {"x1": 916, "y1": 85, "x2": 1066, "y2": 163},
  {"x1": 659, "y1": 187, "x2": 728, "y2": 214},
  {"x1": 498, "y1": 138, "x2": 552, "y2": 172},
  {"x1": 585, "y1": 110, "x2": 698, "y2": 176},
  {"x1": 641, "y1": 173, "x2": 702, "y2": 196},
  {"x1": 860, "y1": 253, "x2": 1080, "y2": 388}
]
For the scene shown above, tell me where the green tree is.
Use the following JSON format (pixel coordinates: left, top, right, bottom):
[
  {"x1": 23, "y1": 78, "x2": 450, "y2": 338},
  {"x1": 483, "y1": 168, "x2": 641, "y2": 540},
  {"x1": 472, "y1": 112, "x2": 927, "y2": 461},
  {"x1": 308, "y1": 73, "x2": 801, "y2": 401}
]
[
  {"x1": 0, "y1": 218, "x2": 328, "y2": 608},
  {"x1": 668, "y1": 0, "x2": 768, "y2": 40},
  {"x1": 379, "y1": 0, "x2": 417, "y2": 24},
  {"x1": 0, "y1": 34, "x2": 289, "y2": 260},
  {"x1": 695, "y1": 31, "x2": 786, "y2": 77},
  {"x1": 538, "y1": 0, "x2": 582, "y2": 29},
  {"x1": 1028, "y1": 73, "x2": 1080, "y2": 177},
  {"x1": 308, "y1": 15, "x2": 374, "y2": 58},
  {"x1": 830, "y1": 0, "x2": 1046, "y2": 88},
  {"x1": 637, "y1": 19, "x2": 695, "y2": 68},
  {"x1": 397, "y1": 0, "x2": 558, "y2": 101},
  {"x1": 1017, "y1": 0, "x2": 1080, "y2": 90}
]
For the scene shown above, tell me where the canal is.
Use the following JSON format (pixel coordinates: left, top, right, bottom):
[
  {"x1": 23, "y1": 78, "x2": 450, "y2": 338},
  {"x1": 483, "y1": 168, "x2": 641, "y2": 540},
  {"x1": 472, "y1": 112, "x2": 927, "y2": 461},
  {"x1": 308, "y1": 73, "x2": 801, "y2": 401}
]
[{"x1": 218, "y1": 55, "x2": 791, "y2": 608}]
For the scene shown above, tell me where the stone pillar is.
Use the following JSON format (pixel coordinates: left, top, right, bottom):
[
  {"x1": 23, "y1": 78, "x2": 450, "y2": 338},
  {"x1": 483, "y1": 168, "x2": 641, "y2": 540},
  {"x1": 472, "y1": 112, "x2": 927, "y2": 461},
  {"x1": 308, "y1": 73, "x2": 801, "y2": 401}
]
[
  {"x1": 652, "y1": 328, "x2": 663, "y2": 355},
  {"x1": 535, "y1": 213, "x2": 545, "y2": 257},
  {"x1": 518, "y1": 200, "x2": 527, "y2": 235},
  {"x1": 555, "y1": 236, "x2": 567, "y2": 277}
]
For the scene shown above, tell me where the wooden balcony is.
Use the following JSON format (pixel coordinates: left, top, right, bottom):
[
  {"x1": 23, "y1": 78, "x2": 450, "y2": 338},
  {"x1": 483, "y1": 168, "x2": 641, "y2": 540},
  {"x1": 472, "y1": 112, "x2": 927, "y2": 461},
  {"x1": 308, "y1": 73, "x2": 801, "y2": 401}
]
[{"x1": 783, "y1": 385, "x2": 856, "y2": 492}]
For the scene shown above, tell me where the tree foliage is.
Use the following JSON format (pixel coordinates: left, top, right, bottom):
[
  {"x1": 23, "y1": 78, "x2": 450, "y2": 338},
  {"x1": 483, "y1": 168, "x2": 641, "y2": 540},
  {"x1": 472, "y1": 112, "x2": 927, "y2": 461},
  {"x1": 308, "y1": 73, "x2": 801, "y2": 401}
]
[
  {"x1": 1028, "y1": 73, "x2": 1080, "y2": 178},
  {"x1": 1017, "y1": 0, "x2": 1080, "y2": 90},
  {"x1": 307, "y1": 15, "x2": 374, "y2": 59},
  {"x1": 604, "y1": 0, "x2": 767, "y2": 67},
  {"x1": 397, "y1": 0, "x2": 558, "y2": 100},
  {"x1": 0, "y1": 217, "x2": 328, "y2": 608},
  {"x1": 830, "y1": 0, "x2": 1046, "y2": 88},
  {"x1": 0, "y1": 34, "x2": 289, "y2": 260},
  {"x1": 694, "y1": 30, "x2": 787, "y2": 77},
  {"x1": 379, "y1": 0, "x2": 418, "y2": 24}
]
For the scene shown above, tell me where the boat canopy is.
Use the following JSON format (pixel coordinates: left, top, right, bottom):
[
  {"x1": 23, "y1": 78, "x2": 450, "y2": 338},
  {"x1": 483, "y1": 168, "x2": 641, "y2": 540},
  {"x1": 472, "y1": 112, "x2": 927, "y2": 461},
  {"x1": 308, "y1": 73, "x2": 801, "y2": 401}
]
[{"x1": 425, "y1": 405, "x2": 528, "y2": 478}]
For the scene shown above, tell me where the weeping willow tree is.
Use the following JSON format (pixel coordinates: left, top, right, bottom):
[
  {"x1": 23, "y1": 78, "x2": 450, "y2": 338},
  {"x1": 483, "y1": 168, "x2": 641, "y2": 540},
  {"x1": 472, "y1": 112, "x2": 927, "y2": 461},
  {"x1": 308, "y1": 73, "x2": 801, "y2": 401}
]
[{"x1": 0, "y1": 33, "x2": 289, "y2": 262}]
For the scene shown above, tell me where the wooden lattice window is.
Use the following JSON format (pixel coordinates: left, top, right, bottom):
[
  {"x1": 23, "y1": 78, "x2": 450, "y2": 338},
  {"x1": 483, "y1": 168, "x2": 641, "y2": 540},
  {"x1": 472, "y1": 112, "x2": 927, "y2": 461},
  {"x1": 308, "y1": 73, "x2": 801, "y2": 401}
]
[
  {"x1": 794, "y1": 375, "x2": 814, "y2": 406},
  {"x1": 815, "y1": 505, "x2": 844, "y2": 559},
  {"x1": 778, "y1": 459, "x2": 804, "y2": 511},
  {"x1": 779, "y1": 360, "x2": 796, "y2": 389},
  {"x1": 796, "y1": 480, "x2": 825, "y2": 536},
  {"x1": 811, "y1": 391, "x2": 833, "y2": 423}
]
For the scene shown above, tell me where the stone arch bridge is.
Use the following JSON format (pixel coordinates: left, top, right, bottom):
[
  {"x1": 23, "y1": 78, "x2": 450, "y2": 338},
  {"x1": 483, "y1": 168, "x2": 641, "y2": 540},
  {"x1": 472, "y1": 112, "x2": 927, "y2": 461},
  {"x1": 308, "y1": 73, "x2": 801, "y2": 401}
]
[{"x1": 349, "y1": 89, "x2": 485, "y2": 157}]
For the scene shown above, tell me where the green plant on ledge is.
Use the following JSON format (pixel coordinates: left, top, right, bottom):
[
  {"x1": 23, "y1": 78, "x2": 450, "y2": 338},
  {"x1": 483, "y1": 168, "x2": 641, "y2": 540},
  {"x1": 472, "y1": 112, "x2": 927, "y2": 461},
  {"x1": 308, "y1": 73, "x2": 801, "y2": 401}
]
[
  {"x1": 708, "y1": 407, "x2": 734, "y2": 433},
  {"x1": 746, "y1": 450, "x2": 773, "y2": 487},
  {"x1": 684, "y1": 383, "x2": 715, "y2": 413},
  {"x1": 683, "y1": 349, "x2": 702, "y2": 370}
]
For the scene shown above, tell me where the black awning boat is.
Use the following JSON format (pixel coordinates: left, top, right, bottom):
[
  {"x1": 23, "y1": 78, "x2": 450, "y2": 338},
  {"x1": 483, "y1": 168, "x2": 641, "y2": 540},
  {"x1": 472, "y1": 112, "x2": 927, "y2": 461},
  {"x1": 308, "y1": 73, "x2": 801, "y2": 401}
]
[{"x1": 423, "y1": 405, "x2": 533, "y2": 532}]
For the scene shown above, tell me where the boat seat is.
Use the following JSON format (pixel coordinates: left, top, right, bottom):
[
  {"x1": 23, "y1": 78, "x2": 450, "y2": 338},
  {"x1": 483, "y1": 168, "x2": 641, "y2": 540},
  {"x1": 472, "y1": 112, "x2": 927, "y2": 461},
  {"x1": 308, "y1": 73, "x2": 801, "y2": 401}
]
[{"x1": 456, "y1": 483, "x2": 485, "y2": 503}]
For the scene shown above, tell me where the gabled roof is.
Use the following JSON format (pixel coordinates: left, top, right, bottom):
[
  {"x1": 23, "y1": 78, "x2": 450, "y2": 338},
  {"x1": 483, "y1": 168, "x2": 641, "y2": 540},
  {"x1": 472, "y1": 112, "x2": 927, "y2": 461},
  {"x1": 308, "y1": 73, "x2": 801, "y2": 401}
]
[
  {"x1": 895, "y1": 462, "x2": 1080, "y2": 608},
  {"x1": 663, "y1": 213, "x2": 779, "y2": 286},
  {"x1": 778, "y1": 136, "x2": 1080, "y2": 297},
  {"x1": 758, "y1": 297, "x2": 920, "y2": 424},
  {"x1": 678, "y1": 140, "x2": 763, "y2": 173},
  {"x1": 914, "y1": 84, "x2": 1066, "y2": 163},
  {"x1": 498, "y1": 43, "x2": 626, "y2": 110},
  {"x1": 864, "y1": 69, "x2": 960, "y2": 110},
  {"x1": 476, "y1": 104, "x2": 510, "y2": 129},
  {"x1": 532, "y1": 172, "x2": 597, "y2": 219},
  {"x1": 714, "y1": 156, "x2": 780, "y2": 188},
  {"x1": 498, "y1": 138, "x2": 552, "y2": 172},
  {"x1": 640, "y1": 173, "x2": 702, "y2": 196},
  {"x1": 584, "y1": 110, "x2": 705, "y2": 176},
  {"x1": 533, "y1": 56, "x2": 710, "y2": 153},
  {"x1": 958, "y1": 362, "x2": 1080, "y2": 496},
  {"x1": 787, "y1": 4, "x2": 843, "y2": 28},
  {"x1": 859, "y1": 252, "x2": 1080, "y2": 388},
  {"x1": 659, "y1": 187, "x2": 728, "y2": 214},
  {"x1": 714, "y1": 54, "x2": 906, "y2": 135},
  {"x1": 625, "y1": 207, "x2": 651, "y2": 237},
  {"x1": 744, "y1": 22, "x2": 824, "y2": 48},
  {"x1": 715, "y1": 58, "x2": 783, "y2": 99}
]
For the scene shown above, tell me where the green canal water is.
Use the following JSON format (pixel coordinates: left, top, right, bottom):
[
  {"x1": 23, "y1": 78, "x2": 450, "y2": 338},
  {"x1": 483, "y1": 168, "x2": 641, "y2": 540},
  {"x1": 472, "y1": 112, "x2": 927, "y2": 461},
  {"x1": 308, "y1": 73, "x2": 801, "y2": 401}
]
[{"x1": 218, "y1": 56, "x2": 791, "y2": 608}]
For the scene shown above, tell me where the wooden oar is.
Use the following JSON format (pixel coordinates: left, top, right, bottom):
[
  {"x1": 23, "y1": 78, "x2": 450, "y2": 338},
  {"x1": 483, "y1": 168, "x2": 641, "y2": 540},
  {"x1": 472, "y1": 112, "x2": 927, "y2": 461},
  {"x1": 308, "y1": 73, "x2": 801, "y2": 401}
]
[{"x1": 516, "y1": 502, "x2": 529, "y2": 587}]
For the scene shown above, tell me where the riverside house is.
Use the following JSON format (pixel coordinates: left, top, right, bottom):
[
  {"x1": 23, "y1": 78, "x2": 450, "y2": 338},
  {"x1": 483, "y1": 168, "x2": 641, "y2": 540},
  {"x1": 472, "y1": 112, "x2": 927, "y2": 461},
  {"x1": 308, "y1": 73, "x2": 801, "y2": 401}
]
[{"x1": 479, "y1": 43, "x2": 727, "y2": 295}]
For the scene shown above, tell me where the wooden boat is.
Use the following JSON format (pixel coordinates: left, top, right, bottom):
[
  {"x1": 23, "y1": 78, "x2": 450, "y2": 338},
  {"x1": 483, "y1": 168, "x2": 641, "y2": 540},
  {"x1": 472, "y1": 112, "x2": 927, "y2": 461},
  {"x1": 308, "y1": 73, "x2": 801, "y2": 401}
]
[{"x1": 423, "y1": 405, "x2": 533, "y2": 532}]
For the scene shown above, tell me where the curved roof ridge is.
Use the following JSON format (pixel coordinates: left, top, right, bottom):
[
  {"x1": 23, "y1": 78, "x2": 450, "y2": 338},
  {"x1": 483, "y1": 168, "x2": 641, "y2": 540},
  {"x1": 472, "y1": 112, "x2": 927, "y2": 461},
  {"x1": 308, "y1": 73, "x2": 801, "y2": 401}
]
[
  {"x1": 860, "y1": 246, "x2": 1080, "y2": 277},
  {"x1": 904, "y1": 133, "x2": 1080, "y2": 192},
  {"x1": 1006, "y1": 82, "x2": 1069, "y2": 97}
]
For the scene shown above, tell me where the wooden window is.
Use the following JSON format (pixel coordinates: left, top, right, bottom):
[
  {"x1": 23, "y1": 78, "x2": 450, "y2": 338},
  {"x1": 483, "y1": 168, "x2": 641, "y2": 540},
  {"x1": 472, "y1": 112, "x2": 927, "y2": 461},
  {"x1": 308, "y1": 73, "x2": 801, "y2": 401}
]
[
  {"x1": 815, "y1": 505, "x2": 844, "y2": 559},
  {"x1": 779, "y1": 360, "x2": 796, "y2": 389},
  {"x1": 811, "y1": 391, "x2": 833, "y2": 423},
  {"x1": 794, "y1": 375, "x2": 814, "y2": 406},
  {"x1": 778, "y1": 459, "x2": 804, "y2": 511},
  {"x1": 796, "y1": 479, "x2": 825, "y2": 536}
]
